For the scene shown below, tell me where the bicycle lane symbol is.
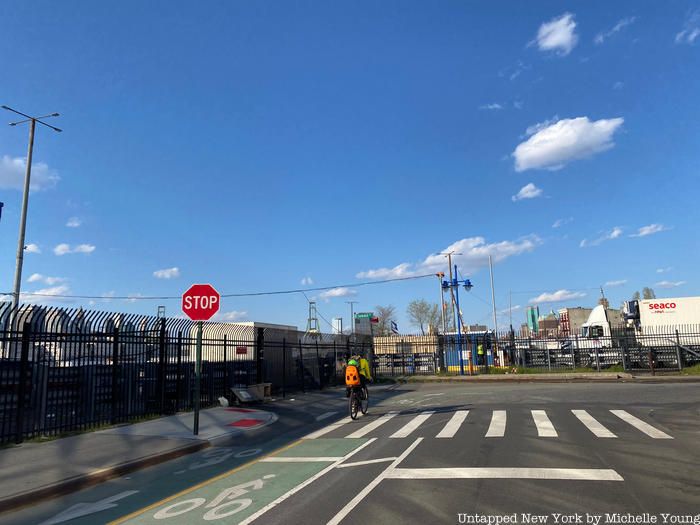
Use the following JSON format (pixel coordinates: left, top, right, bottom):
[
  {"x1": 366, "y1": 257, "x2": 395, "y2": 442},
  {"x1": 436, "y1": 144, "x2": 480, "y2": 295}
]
[
  {"x1": 152, "y1": 476, "x2": 275, "y2": 521},
  {"x1": 112, "y1": 439, "x2": 371, "y2": 525}
]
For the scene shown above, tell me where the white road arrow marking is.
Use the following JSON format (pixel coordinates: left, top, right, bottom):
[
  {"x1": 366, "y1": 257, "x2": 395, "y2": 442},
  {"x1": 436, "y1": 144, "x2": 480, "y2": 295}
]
[{"x1": 39, "y1": 490, "x2": 138, "y2": 525}]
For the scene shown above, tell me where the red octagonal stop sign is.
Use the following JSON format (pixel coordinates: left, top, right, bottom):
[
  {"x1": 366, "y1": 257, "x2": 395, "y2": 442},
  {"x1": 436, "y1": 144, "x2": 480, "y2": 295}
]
[{"x1": 182, "y1": 283, "x2": 220, "y2": 321}]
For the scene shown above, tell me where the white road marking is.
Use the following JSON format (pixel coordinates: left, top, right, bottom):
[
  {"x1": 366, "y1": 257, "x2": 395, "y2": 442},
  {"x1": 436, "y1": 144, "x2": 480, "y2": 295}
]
[
  {"x1": 327, "y1": 438, "x2": 423, "y2": 525},
  {"x1": 390, "y1": 411, "x2": 434, "y2": 438},
  {"x1": 336, "y1": 457, "x2": 398, "y2": 469},
  {"x1": 238, "y1": 438, "x2": 377, "y2": 525},
  {"x1": 436, "y1": 410, "x2": 469, "y2": 439},
  {"x1": 316, "y1": 411, "x2": 339, "y2": 422},
  {"x1": 346, "y1": 412, "x2": 398, "y2": 438},
  {"x1": 532, "y1": 410, "x2": 558, "y2": 437},
  {"x1": 423, "y1": 393, "x2": 445, "y2": 397},
  {"x1": 39, "y1": 491, "x2": 139, "y2": 525},
  {"x1": 485, "y1": 410, "x2": 506, "y2": 437},
  {"x1": 386, "y1": 467, "x2": 623, "y2": 481},
  {"x1": 610, "y1": 410, "x2": 673, "y2": 439},
  {"x1": 304, "y1": 417, "x2": 352, "y2": 439},
  {"x1": 572, "y1": 410, "x2": 617, "y2": 438},
  {"x1": 260, "y1": 456, "x2": 344, "y2": 462}
]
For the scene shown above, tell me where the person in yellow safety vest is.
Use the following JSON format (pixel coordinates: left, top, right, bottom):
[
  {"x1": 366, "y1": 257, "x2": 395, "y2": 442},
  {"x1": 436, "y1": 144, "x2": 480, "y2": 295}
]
[
  {"x1": 358, "y1": 353, "x2": 372, "y2": 384},
  {"x1": 477, "y1": 343, "x2": 484, "y2": 366}
]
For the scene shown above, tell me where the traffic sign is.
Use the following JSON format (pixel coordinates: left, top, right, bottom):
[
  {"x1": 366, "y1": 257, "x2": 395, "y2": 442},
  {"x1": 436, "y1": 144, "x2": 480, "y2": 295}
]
[
  {"x1": 182, "y1": 283, "x2": 220, "y2": 321},
  {"x1": 355, "y1": 312, "x2": 374, "y2": 319}
]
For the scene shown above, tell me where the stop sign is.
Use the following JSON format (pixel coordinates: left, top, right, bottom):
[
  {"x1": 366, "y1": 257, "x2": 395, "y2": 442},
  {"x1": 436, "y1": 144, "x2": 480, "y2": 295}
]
[{"x1": 182, "y1": 284, "x2": 220, "y2": 321}]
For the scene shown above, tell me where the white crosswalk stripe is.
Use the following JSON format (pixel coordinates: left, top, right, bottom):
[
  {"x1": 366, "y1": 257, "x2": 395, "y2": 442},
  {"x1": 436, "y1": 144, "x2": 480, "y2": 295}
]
[
  {"x1": 610, "y1": 410, "x2": 673, "y2": 439},
  {"x1": 346, "y1": 411, "x2": 398, "y2": 438},
  {"x1": 531, "y1": 410, "x2": 558, "y2": 437},
  {"x1": 572, "y1": 410, "x2": 617, "y2": 438},
  {"x1": 390, "y1": 411, "x2": 435, "y2": 438},
  {"x1": 485, "y1": 410, "x2": 507, "y2": 437},
  {"x1": 330, "y1": 408, "x2": 673, "y2": 440},
  {"x1": 436, "y1": 410, "x2": 469, "y2": 439}
]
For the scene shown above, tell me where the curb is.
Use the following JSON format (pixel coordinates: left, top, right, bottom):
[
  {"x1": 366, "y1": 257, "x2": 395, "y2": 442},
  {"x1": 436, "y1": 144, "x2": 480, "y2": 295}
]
[
  {"x1": 0, "y1": 440, "x2": 210, "y2": 515},
  {"x1": 384, "y1": 374, "x2": 700, "y2": 384}
]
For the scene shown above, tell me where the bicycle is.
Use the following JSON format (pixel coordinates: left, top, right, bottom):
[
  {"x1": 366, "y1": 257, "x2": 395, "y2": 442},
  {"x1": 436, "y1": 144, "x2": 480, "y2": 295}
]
[{"x1": 348, "y1": 383, "x2": 369, "y2": 420}]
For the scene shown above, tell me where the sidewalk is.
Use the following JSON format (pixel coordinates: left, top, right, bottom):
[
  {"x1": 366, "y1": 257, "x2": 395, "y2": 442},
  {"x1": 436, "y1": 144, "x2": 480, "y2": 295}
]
[{"x1": 0, "y1": 405, "x2": 277, "y2": 514}]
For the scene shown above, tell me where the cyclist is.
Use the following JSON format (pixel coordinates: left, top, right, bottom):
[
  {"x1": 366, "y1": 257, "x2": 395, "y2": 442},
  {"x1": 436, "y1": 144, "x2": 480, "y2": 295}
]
[{"x1": 345, "y1": 352, "x2": 372, "y2": 397}]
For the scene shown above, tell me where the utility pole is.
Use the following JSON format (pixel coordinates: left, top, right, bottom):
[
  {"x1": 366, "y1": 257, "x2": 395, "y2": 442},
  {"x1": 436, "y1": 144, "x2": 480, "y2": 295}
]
[
  {"x1": 436, "y1": 272, "x2": 446, "y2": 334},
  {"x1": 346, "y1": 301, "x2": 358, "y2": 338},
  {"x1": 440, "y1": 251, "x2": 462, "y2": 333},
  {"x1": 2, "y1": 106, "x2": 61, "y2": 310},
  {"x1": 489, "y1": 255, "x2": 500, "y2": 365}
]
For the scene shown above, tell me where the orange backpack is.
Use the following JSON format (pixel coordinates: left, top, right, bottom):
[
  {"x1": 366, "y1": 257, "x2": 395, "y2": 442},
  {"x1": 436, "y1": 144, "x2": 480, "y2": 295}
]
[{"x1": 345, "y1": 365, "x2": 360, "y2": 386}]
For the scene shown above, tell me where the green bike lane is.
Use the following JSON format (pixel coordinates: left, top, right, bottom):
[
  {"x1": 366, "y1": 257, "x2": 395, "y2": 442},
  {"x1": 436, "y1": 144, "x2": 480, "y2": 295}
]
[{"x1": 110, "y1": 438, "x2": 376, "y2": 525}]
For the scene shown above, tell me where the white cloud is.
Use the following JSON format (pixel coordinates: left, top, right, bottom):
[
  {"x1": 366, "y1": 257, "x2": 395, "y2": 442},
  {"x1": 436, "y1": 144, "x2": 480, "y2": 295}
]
[
  {"x1": 512, "y1": 183, "x2": 543, "y2": 202},
  {"x1": 499, "y1": 305, "x2": 522, "y2": 315},
  {"x1": 534, "y1": 13, "x2": 578, "y2": 56},
  {"x1": 594, "y1": 16, "x2": 636, "y2": 45},
  {"x1": 676, "y1": 10, "x2": 700, "y2": 45},
  {"x1": 126, "y1": 293, "x2": 144, "y2": 303},
  {"x1": 655, "y1": 280, "x2": 686, "y2": 289},
  {"x1": 27, "y1": 274, "x2": 66, "y2": 285},
  {"x1": 530, "y1": 289, "x2": 587, "y2": 304},
  {"x1": 613, "y1": 81, "x2": 624, "y2": 90},
  {"x1": 153, "y1": 267, "x2": 180, "y2": 279},
  {"x1": 580, "y1": 227, "x2": 623, "y2": 248},
  {"x1": 513, "y1": 101, "x2": 524, "y2": 110},
  {"x1": 25, "y1": 243, "x2": 41, "y2": 254},
  {"x1": 0, "y1": 155, "x2": 60, "y2": 191},
  {"x1": 357, "y1": 235, "x2": 541, "y2": 280},
  {"x1": 54, "y1": 243, "x2": 96, "y2": 255},
  {"x1": 301, "y1": 276, "x2": 314, "y2": 286},
  {"x1": 656, "y1": 267, "x2": 673, "y2": 274},
  {"x1": 479, "y1": 103, "x2": 503, "y2": 110},
  {"x1": 514, "y1": 116, "x2": 624, "y2": 172},
  {"x1": 629, "y1": 224, "x2": 669, "y2": 238},
  {"x1": 552, "y1": 217, "x2": 573, "y2": 229},
  {"x1": 66, "y1": 217, "x2": 82, "y2": 228},
  {"x1": 604, "y1": 279, "x2": 628, "y2": 288},
  {"x1": 319, "y1": 287, "x2": 357, "y2": 301},
  {"x1": 524, "y1": 115, "x2": 559, "y2": 137},
  {"x1": 215, "y1": 311, "x2": 248, "y2": 322},
  {"x1": 2, "y1": 284, "x2": 73, "y2": 304}
]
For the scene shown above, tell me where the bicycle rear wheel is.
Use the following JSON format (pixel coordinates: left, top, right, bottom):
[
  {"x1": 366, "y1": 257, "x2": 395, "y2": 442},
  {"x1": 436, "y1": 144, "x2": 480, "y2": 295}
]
[
  {"x1": 349, "y1": 391, "x2": 359, "y2": 420},
  {"x1": 360, "y1": 386, "x2": 369, "y2": 415}
]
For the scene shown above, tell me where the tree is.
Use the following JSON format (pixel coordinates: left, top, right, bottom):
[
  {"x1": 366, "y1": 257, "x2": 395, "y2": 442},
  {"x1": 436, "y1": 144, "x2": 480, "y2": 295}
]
[
  {"x1": 632, "y1": 291, "x2": 641, "y2": 301},
  {"x1": 407, "y1": 299, "x2": 441, "y2": 335},
  {"x1": 374, "y1": 305, "x2": 397, "y2": 336},
  {"x1": 642, "y1": 287, "x2": 656, "y2": 300}
]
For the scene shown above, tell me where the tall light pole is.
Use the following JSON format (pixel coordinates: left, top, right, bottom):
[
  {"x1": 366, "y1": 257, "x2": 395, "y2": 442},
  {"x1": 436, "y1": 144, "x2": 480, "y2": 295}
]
[
  {"x1": 2, "y1": 106, "x2": 61, "y2": 310},
  {"x1": 346, "y1": 301, "x2": 358, "y2": 338},
  {"x1": 436, "y1": 272, "x2": 446, "y2": 334},
  {"x1": 440, "y1": 251, "x2": 462, "y2": 334}
]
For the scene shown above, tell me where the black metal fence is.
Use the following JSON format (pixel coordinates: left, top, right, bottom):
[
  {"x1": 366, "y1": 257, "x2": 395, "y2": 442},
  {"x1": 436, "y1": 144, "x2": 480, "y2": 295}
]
[
  {"x1": 0, "y1": 303, "x2": 365, "y2": 444},
  {"x1": 372, "y1": 325, "x2": 700, "y2": 377}
]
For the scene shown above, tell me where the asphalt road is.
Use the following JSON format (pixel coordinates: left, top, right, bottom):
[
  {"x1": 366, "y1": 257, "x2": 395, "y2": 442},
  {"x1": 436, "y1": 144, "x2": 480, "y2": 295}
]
[{"x1": 4, "y1": 382, "x2": 700, "y2": 525}]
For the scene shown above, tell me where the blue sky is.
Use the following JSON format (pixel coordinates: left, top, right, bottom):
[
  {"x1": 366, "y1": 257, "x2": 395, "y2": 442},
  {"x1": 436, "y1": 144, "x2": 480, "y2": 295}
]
[{"x1": 1, "y1": 1, "x2": 699, "y2": 332}]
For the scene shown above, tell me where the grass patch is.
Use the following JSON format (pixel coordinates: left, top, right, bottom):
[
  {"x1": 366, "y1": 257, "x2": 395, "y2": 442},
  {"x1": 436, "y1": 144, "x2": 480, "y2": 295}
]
[{"x1": 681, "y1": 364, "x2": 700, "y2": 375}]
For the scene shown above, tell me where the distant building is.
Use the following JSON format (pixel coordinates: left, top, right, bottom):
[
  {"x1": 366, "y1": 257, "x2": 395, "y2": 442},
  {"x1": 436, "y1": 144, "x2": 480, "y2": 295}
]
[
  {"x1": 526, "y1": 306, "x2": 540, "y2": 333},
  {"x1": 354, "y1": 313, "x2": 375, "y2": 336},
  {"x1": 465, "y1": 324, "x2": 488, "y2": 333},
  {"x1": 537, "y1": 315, "x2": 559, "y2": 337},
  {"x1": 558, "y1": 307, "x2": 593, "y2": 336}
]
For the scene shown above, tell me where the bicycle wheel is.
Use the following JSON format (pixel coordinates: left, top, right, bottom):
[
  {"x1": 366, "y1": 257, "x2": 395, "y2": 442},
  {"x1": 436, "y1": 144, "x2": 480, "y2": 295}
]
[
  {"x1": 349, "y1": 391, "x2": 359, "y2": 420},
  {"x1": 360, "y1": 386, "x2": 369, "y2": 415}
]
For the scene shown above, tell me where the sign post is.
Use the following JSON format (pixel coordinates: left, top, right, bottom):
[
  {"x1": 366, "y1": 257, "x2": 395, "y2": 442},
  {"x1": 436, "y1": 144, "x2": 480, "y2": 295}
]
[{"x1": 181, "y1": 284, "x2": 220, "y2": 436}]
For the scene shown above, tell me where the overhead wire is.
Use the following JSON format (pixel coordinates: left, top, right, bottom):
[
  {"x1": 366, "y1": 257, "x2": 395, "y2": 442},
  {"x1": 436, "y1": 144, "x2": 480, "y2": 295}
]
[{"x1": 2, "y1": 273, "x2": 436, "y2": 301}]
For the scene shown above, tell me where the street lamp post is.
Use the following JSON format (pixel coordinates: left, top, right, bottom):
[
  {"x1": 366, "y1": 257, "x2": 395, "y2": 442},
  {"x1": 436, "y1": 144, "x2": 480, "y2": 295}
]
[
  {"x1": 2, "y1": 106, "x2": 61, "y2": 310},
  {"x1": 442, "y1": 266, "x2": 473, "y2": 376}
]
